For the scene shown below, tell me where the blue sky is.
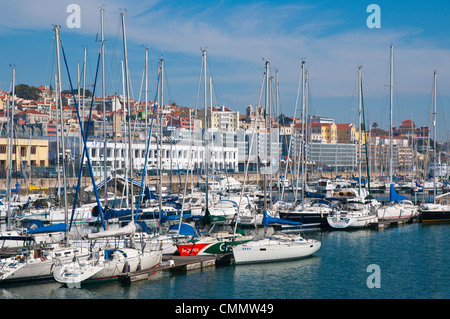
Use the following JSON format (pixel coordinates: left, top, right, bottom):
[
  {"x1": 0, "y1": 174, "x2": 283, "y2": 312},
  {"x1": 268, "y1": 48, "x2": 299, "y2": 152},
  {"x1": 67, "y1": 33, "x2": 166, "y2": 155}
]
[{"x1": 1, "y1": 0, "x2": 450, "y2": 141}]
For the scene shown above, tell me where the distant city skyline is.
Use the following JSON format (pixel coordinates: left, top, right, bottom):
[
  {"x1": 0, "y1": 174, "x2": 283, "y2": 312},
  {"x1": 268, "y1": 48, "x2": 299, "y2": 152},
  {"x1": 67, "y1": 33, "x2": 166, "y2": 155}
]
[{"x1": 1, "y1": 1, "x2": 450, "y2": 141}]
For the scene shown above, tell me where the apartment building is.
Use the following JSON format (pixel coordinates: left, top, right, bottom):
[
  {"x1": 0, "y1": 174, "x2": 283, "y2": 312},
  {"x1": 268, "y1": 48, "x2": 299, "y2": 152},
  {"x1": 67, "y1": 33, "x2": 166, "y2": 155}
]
[{"x1": 0, "y1": 137, "x2": 49, "y2": 172}]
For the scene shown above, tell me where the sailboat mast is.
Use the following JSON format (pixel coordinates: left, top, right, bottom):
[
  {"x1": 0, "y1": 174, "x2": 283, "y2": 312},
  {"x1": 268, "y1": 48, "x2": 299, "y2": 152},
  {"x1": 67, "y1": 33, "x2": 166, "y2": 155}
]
[
  {"x1": 264, "y1": 60, "x2": 269, "y2": 212},
  {"x1": 54, "y1": 74, "x2": 61, "y2": 202},
  {"x1": 54, "y1": 26, "x2": 69, "y2": 241},
  {"x1": 360, "y1": 66, "x2": 371, "y2": 194},
  {"x1": 358, "y1": 65, "x2": 363, "y2": 195},
  {"x1": 100, "y1": 8, "x2": 108, "y2": 204},
  {"x1": 203, "y1": 49, "x2": 209, "y2": 212},
  {"x1": 303, "y1": 66, "x2": 308, "y2": 204},
  {"x1": 121, "y1": 12, "x2": 134, "y2": 218},
  {"x1": 433, "y1": 71, "x2": 437, "y2": 201},
  {"x1": 300, "y1": 61, "x2": 306, "y2": 206},
  {"x1": 6, "y1": 67, "x2": 15, "y2": 231},
  {"x1": 389, "y1": 44, "x2": 394, "y2": 185},
  {"x1": 159, "y1": 59, "x2": 164, "y2": 214},
  {"x1": 121, "y1": 60, "x2": 129, "y2": 207},
  {"x1": 81, "y1": 48, "x2": 87, "y2": 188},
  {"x1": 145, "y1": 47, "x2": 148, "y2": 136}
]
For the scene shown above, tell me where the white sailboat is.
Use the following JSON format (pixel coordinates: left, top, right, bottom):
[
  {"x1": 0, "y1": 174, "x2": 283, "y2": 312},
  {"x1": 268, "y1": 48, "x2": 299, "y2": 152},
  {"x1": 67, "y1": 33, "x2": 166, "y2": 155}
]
[
  {"x1": 419, "y1": 72, "x2": 450, "y2": 223},
  {"x1": 0, "y1": 28, "x2": 95, "y2": 285},
  {"x1": 233, "y1": 209, "x2": 320, "y2": 264},
  {"x1": 233, "y1": 62, "x2": 320, "y2": 264},
  {"x1": 53, "y1": 11, "x2": 162, "y2": 288},
  {"x1": 327, "y1": 66, "x2": 378, "y2": 229},
  {"x1": 53, "y1": 220, "x2": 162, "y2": 288},
  {"x1": 327, "y1": 199, "x2": 377, "y2": 229},
  {"x1": 0, "y1": 243, "x2": 91, "y2": 284},
  {"x1": 53, "y1": 245, "x2": 161, "y2": 288},
  {"x1": 376, "y1": 45, "x2": 418, "y2": 221},
  {"x1": 232, "y1": 232, "x2": 321, "y2": 265}
]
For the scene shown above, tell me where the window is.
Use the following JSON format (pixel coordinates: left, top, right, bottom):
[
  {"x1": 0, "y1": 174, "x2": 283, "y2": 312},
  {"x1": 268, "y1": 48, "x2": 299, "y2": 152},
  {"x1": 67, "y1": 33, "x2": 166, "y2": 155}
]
[
  {"x1": 31, "y1": 146, "x2": 36, "y2": 154},
  {"x1": 0, "y1": 146, "x2": 6, "y2": 154}
]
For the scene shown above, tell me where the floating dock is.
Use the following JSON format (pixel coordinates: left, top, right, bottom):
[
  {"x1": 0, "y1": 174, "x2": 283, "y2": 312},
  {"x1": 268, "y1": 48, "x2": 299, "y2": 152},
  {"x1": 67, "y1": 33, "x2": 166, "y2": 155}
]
[
  {"x1": 369, "y1": 216, "x2": 418, "y2": 230},
  {"x1": 118, "y1": 253, "x2": 232, "y2": 283}
]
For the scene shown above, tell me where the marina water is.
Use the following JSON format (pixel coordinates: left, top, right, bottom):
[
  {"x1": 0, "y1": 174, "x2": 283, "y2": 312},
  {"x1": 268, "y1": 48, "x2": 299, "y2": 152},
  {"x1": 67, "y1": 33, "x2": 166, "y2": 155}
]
[{"x1": 1, "y1": 223, "x2": 448, "y2": 299}]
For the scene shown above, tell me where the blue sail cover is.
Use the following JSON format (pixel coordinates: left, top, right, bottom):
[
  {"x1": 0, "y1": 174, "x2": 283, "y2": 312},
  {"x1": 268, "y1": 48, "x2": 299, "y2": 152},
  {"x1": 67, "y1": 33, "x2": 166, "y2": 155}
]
[
  {"x1": 305, "y1": 191, "x2": 325, "y2": 198},
  {"x1": 389, "y1": 184, "x2": 408, "y2": 202},
  {"x1": 352, "y1": 175, "x2": 366, "y2": 184},
  {"x1": 168, "y1": 223, "x2": 198, "y2": 238},
  {"x1": 135, "y1": 220, "x2": 151, "y2": 234},
  {"x1": 160, "y1": 209, "x2": 182, "y2": 223},
  {"x1": 27, "y1": 223, "x2": 67, "y2": 234},
  {"x1": 144, "y1": 187, "x2": 179, "y2": 202},
  {"x1": 262, "y1": 210, "x2": 302, "y2": 226},
  {"x1": 91, "y1": 205, "x2": 136, "y2": 220}
]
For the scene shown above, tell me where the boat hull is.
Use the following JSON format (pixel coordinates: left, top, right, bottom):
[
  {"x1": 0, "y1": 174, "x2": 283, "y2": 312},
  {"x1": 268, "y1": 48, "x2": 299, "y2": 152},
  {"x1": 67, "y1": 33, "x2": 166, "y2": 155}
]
[
  {"x1": 327, "y1": 214, "x2": 378, "y2": 229},
  {"x1": 377, "y1": 203, "x2": 418, "y2": 220},
  {"x1": 0, "y1": 246, "x2": 91, "y2": 284},
  {"x1": 53, "y1": 249, "x2": 162, "y2": 288},
  {"x1": 420, "y1": 210, "x2": 450, "y2": 223},
  {"x1": 233, "y1": 238, "x2": 321, "y2": 265},
  {"x1": 278, "y1": 211, "x2": 330, "y2": 229},
  {"x1": 177, "y1": 239, "x2": 252, "y2": 256}
]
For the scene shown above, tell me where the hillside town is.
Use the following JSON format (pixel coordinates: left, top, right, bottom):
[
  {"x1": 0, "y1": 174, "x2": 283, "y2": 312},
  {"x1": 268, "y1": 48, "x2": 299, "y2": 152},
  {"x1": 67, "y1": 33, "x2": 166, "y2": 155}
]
[
  {"x1": 0, "y1": 83, "x2": 447, "y2": 185},
  {"x1": 0, "y1": 3, "x2": 449, "y2": 295}
]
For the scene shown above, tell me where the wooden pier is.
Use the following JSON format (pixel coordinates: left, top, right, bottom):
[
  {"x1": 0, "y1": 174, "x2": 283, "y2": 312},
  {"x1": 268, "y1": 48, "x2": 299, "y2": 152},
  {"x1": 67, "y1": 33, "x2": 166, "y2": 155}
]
[
  {"x1": 369, "y1": 216, "x2": 418, "y2": 230},
  {"x1": 118, "y1": 253, "x2": 232, "y2": 284}
]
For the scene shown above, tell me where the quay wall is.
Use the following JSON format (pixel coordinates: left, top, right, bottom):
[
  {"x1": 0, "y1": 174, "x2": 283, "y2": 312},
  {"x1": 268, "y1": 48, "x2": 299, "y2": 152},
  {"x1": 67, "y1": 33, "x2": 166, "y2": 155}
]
[{"x1": 0, "y1": 170, "x2": 415, "y2": 194}]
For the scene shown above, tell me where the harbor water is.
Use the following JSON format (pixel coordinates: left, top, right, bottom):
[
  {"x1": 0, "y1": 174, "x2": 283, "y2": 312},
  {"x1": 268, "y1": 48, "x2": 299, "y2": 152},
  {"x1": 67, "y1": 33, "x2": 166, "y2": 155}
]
[{"x1": 1, "y1": 222, "x2": 448, "y2": 300}]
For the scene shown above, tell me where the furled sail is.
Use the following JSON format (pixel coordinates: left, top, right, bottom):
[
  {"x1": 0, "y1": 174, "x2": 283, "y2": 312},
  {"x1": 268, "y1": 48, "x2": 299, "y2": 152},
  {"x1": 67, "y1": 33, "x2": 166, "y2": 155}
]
[
  {"x1": 262, "y1": 210, "x2": 302, "y2": 226},
  {"x1": 87, "y1": 222, "x2": 136, "y2": 239}
]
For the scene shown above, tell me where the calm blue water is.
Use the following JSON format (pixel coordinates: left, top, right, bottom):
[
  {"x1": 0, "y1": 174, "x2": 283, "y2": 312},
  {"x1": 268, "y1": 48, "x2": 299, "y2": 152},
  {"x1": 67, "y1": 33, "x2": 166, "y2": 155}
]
[{"x1": 1, "y1": 223, "x2": 448, "y2": 299}]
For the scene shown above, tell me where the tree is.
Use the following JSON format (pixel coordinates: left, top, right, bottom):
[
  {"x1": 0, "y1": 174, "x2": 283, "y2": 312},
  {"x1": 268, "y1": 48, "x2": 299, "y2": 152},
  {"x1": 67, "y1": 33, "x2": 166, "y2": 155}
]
[
  {"x1": 61, "y1": 89, "x2": 92, "y2": 97},
  {"x1": 15, "y1": 84, "x2": 40, "y2": 100}
]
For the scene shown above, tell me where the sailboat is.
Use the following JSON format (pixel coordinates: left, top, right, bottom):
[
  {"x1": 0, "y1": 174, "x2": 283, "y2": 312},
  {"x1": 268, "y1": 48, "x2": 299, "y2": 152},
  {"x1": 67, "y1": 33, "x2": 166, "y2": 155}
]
[
  {"x1": 420, "y1": 192, "x2": 450, "y2": 223},
  {"x1": 0, "y1": 28, "x2": 98, "y2": 285},
  {"x1": 276, "y1": 62, "x2": 333, "y2": 229},
  {"x1": 52, "y1": 12, "x2": 162, "y2": 287},
  {"x1": 419, "y1": 72, "x2": 450, "y2": 223},
  {"x1": 232, "y1": 62, "x2": 320, "y2": 264},
  {"x1": 0, "y1": 218, "x2": 91, "y2": 284},
  {"x1": 327, "y1": 66, "x2": 378, "y2": 229},
  {"x1": 0, "y1": 242, "x2": 90, "y2": 284},
  {"x1": 327, "y1": 199, "x2": 378, "y2": 229},
  {"x1": 175, "y1": 50, "x2": 256, "y2": 256},
  {"x1": 377, "y1": 185, "x2": 418, "y2": 219},
  {"x1": 232, "y1": 210, "x2": 321, "y2": 264},
  {"x1": 376, "y1": 45, "x2": 418, "y2": 221},
  {"x1": 53, "y1": 222, "x2": 162, "y2": 288}
]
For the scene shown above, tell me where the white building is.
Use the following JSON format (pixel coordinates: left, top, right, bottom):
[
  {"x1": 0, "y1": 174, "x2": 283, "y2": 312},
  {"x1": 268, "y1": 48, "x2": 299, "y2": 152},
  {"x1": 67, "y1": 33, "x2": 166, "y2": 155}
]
[{"x1": 85, "y1": 128, "x2": 238, "y2": 177}]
